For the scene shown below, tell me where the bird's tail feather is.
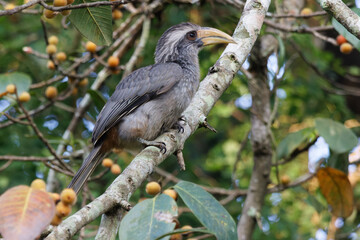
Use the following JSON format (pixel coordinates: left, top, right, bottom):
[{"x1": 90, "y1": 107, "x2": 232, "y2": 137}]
[{"x1": 68, "y1": 145, "x2": 105, "y2": 194}]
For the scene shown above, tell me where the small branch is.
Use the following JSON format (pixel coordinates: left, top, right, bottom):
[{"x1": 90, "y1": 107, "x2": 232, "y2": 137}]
[
  {"x1": 0, "y1": 0, "x2": 41, "y2": 16},
  {"x1": 266, "y1": 10, "x2": 327, "y2": 18},
  {"x1": 38, "y1": 0, "x2": 134, "y2": 12},
  {"x1": 0, "y1": 160, "x2": 12, "y2": 172}
]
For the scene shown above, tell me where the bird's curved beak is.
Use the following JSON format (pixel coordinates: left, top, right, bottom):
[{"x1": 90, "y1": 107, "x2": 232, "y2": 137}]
[{"x1": 197, "y1": 27, "x2": 237, "y2": 46}]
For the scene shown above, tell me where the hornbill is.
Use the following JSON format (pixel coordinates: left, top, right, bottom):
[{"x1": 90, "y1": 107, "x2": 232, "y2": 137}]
[{"x1": 68, "y1": 22, "x2": 236, "y2": 193}]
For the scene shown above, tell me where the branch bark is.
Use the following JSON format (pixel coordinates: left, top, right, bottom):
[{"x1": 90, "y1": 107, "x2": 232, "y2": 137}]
[
  {"x1": 44, "y1": 0, "x2": 270, "y2": 238},
  {"x1": 317, "y1": 0, "x2": 360, "y2": 39}
]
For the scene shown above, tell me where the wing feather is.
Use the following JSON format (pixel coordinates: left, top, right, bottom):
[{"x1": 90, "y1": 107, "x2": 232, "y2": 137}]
[{"x1": 92, "y1": 63, "x2": 183, "y2": 145}]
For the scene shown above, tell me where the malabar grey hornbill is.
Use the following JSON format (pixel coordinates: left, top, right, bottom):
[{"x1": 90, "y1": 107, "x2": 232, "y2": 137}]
[{"x1": 68, "y1": 22, "x2": 236, "y2": 193}]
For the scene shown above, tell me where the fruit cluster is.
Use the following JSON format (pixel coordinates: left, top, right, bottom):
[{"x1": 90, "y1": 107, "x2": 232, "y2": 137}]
[
  {"x1": 102, "y1": 158, "x2": 122, "y2": 175},
  {"x1": 30, "y1": 179, "x2": 77, "y2": 226},
  {"x1": 44, "y1": 0, "x2": 74, "y2": 19},
  {"x1": 336, "y1": 35, "x2": 353, "y2": 54}
]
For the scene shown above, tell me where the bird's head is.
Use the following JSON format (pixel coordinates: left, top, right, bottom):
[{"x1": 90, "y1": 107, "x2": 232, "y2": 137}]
[{"x1": 155, "y1": 22, "x2": 236, "y2": 64}]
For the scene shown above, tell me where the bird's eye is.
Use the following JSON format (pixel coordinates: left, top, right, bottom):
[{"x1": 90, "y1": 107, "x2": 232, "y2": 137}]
[{"x1": 186, "y1": 31, "x2": 197, "y2": 41}]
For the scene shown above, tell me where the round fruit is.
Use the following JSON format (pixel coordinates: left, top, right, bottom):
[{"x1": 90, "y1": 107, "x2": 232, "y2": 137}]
[
  {"x1": 44, "y1": 9, "x2": 55, "y2": 19},
  {"x1": 169, "y1": 233, "x2": 182, "y2": 240},
  {"x1": 78, "y1": 78, "x2": 88, "y2": 87},
  {"x1": 146, "y1": 181, "x2": 161, "y2": 195},
  {"x1": 45, "y1": 86, "x2": 58, "y2": 99},
  {"x1": 61, "y1": 9, "x2": 71, "y2": 16},
  {"x1": 46, "y1": 44, "x2": 57, "y2": 54},
  {"x1": 300, "y1": 8, "x2": 312, "y2": 15},
  {"x1": 107, "y1": 56, "x2": 119, "y2": 68},
  {"x1": 163, "y1": 189, "x2": 178, "y2": 201},
  {"x1": 56, "y1": 52, "x2": 67, "y2": 62},
  {"x1": 31, "y1": 179, "x2": 46, "y2": 190},
  {"x1": 102, "y1": 158, "x2": 113, "y2": 168},
  {"x1": 340, "y1": 42, "x2": 353, "y2": 54},
  {"x1": 6, "y1": 84, "x2": 16, "y2": 94},
  {"x1": 55, "y1": 201, "x2": 71, "y2": 217},
  {"x1": 85, "y1": 41, "x2": 97, "y2": 53},
  {"x1": 281, "y1": 175, "x2": 291, "y2": 186},
  {"x1": 5, "y1": 3, "x2": 16, "y2": 10},
  {"x1": 111, "y1": 164, "x2": 121, "y2": 175},
  {"x1": 50, "y1": 193, "x2": 61, "y2": 202},
  {"x1": 50, "y1": 214, "x2": 62, "y2": 226},
  {"x1": 112, "y1": 9, "x2": 123, "y2": 20},
  {"x1": 181, "y1": 225, "x2": 193, "y2": 236},
  {"x1": 48, "y1": 35, "x2": 59, "y2": 45},
  {"x1": 67, "y1": 0, "x2": 74, "y2": 4},
  {"x1": 336, "y1": 35, "x2": 347, "y2": 45},
  {"x1": 71, "y1": 87, "x2": 78, "y2": 96},
  {"x1": 53, "y1": 0, "x2": 67, "y2": 7},
  {"x1": 47, "y1": 60, "x2": 55, "y2": 70},
  {"x1": 60, "y1": 188, "x2": 77, "y2": 205},
  {"x1": 19, "y1": 91, "x2": 31, "y2": 102}
]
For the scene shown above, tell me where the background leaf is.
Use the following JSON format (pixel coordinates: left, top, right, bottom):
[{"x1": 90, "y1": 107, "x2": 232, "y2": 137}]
[
  {"x1": 315, "y1": 118, "x2": 357, "y2": 153},
  {"x1": 0, "y1": 185, "x2": 55, "y2": 240},
  {"x1": 174, "y1": 181, "x2": 237, "y2": 240},
  {"x1": 276, "y1": 128, "x2": 314, "y2": 159},
  {"x1": 69, "y1": 0, "x2": 112, "y2": 46},
  {"x1": 119, "y1": 194, "x2": 178, "y2": 240},
  {"x1": 317, "y1": 167, "x2": 354, "y2": 218},
  {"x1": 87, "y1": 89, "x2": 106, "y2": 110},
  {"x1": 0, "y1": 72, "x2": 31, "y2": 94},
  {"x1": 332, "y1": 8, "x2": 360, "y2": 49}
]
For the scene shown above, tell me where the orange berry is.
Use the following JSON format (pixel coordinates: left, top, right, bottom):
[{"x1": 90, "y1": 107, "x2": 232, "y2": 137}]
[
  {"x1": 55, "y1": 201, "x2": 71, "y2": 217},
  {"x1": 30, "y1": 179, "x2": 46, "y2": 190},
  {"x1": 300, "y1": 8, "x2": 312, "y2": 15},
  {"x1": 47, "y1": 60, "x2": 55, "y2": 70},
  {"x1": 46, "y1": 44, "x2": 57, "y2": 54},
  {"x1": 48, "y1": 35, "x2": 59, "y2": 45},
  {"x1": 111, "y1": 164, "x2": 121, "y2": 175},
  {"x1": 53, "y1": 0, "x2": 67, "y2": 7},
  {"x1": 6, "y1": 84, "x2": 16, "y2": 94},
  {"x1": 67, "y1": 0, "x2": 74, "y2": 4},
  {"x1": 181, "y1": 225, "x2": 193, "y2": 237},
  {"x1": 107, "y1": 56, "x2": 119, "y2": 68},
  {"x1": 85, "y1": 41, "x2": 97, "y2": 53},
  {"x1": 44, "y1": 9, "x2": 55, "y2": 19},
  {"x1": 50, "y1": 193, "x2": 61, "y2": 202},
  {"x1": 71, "y1": 87, "x2": 78, "y2": 96},
  {"x1": 45, "y1": 86, "x2": 58, "y2": 99},
  {"x1": 102, "y1": 158, "x2": 113, "y2": 168},
  {"x1": 336, "y1": 35, "x2": 347, "y2": 45},
  {"x1": 56, "y1": 52, "x2": 67, "y2": 62},
  {"x1": 340, "y1": 42, "x2": 353, "y2": 54},
  {"x1": 60, "y1": 188, "x2": 77, "y2": 205},
  {"x1": 5, "y1": 3, "x2": 16, "y2": 10},
  {"x1": 19, "y1": 91, "x2": 31, "y2": 102},
  {"x1": 61, "y1": 9, "x2": 71, "y2": 16},
  {"x1": 112, "y1": 9, "x2": 123, "y2": 20},
  {"x1": 78, "y1": 78, "x2": 88, "y2": 87},
  {"x1": 170, "y1": 233, "x2": 182, "y2": 240},
  {"x1": 281, "y1": 175, "x2": 291, "y2": 186},
  {"x1": 146, "y1": 182, "x2": 161, "y2": 195},
  {"x1": 50, "y1": 214, "x2": 62, "y2": 226},
  {"x1": 163, "y1": 189, "x2": 178, "y2": 201}
]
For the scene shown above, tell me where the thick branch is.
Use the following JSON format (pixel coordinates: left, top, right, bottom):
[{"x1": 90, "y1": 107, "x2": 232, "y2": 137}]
[{"x1": 317, "y1": 0, "x2": 360, "y2": 39}]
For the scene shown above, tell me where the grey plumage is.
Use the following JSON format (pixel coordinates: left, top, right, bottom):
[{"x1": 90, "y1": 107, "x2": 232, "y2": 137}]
[{"x1": 68, "y1": 22, "x2": 235, "y2": 193}]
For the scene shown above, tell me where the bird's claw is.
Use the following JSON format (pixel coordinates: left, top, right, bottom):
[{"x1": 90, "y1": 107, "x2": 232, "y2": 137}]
[
  {"x1": 137, "y1": 138, "x2": 167, "y2": 154},
  {"x1": 173, "y1": 116, "x2": 186, "y2": 133}
]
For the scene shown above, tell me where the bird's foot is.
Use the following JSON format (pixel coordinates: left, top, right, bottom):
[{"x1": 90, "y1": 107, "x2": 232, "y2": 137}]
[
  {"x1": 199, "y1": 118, "x2": 217, "y2": 133},
  {"x1": 174, "y1": 149, "x2": 185, "y2": 170},
  {"x1": 137, "y1": 138, "x2": 167, "y2": 154},
  {"x1": 172, "y1": 116, "x2": 186, "y2": 133}
]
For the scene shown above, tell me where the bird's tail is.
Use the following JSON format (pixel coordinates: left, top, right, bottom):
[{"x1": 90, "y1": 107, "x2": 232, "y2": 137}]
[{"x1": 68, "y1": 145, "x2": 106, "y2": 194}]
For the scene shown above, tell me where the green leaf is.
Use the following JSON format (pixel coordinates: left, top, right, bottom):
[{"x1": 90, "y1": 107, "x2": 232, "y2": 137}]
[
  {"x1": 173, "y1": 181, "x2": 237, "y2": 240},
  {"x1": 276, "y1": 128, "x2": 314, "y2": 159},
  {"x1": 332, "y1": 8, "x2": 360, "y2": 49},
  {"x1": 87, "y1": 89, "x2": 106, "y2": 110},
  {"x1": 315, "y1": 118, "x2": 358, "y2": 153},
  {"x1": 155, "y1": 227, "x2": 215, "y2": 240},
  {"x1": 119, "y1": 194, "x2": 178, "y2": 240},
  {"x1": 69, "y1": 0, "x2": 112, "y2": 46},
  {"x1": 0, "y1": 72, "x2": 31, "y2": 94}
]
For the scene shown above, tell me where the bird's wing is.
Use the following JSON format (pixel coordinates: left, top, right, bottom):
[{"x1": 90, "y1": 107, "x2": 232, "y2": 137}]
[{"x1": 92, "y1": 62, "x2": 183, "y2": 145}]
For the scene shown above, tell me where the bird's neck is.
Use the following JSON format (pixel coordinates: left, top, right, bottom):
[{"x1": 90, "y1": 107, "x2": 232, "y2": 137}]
[{"x1": 173, "y1": 54, "x2": 200, "y2": 81}]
